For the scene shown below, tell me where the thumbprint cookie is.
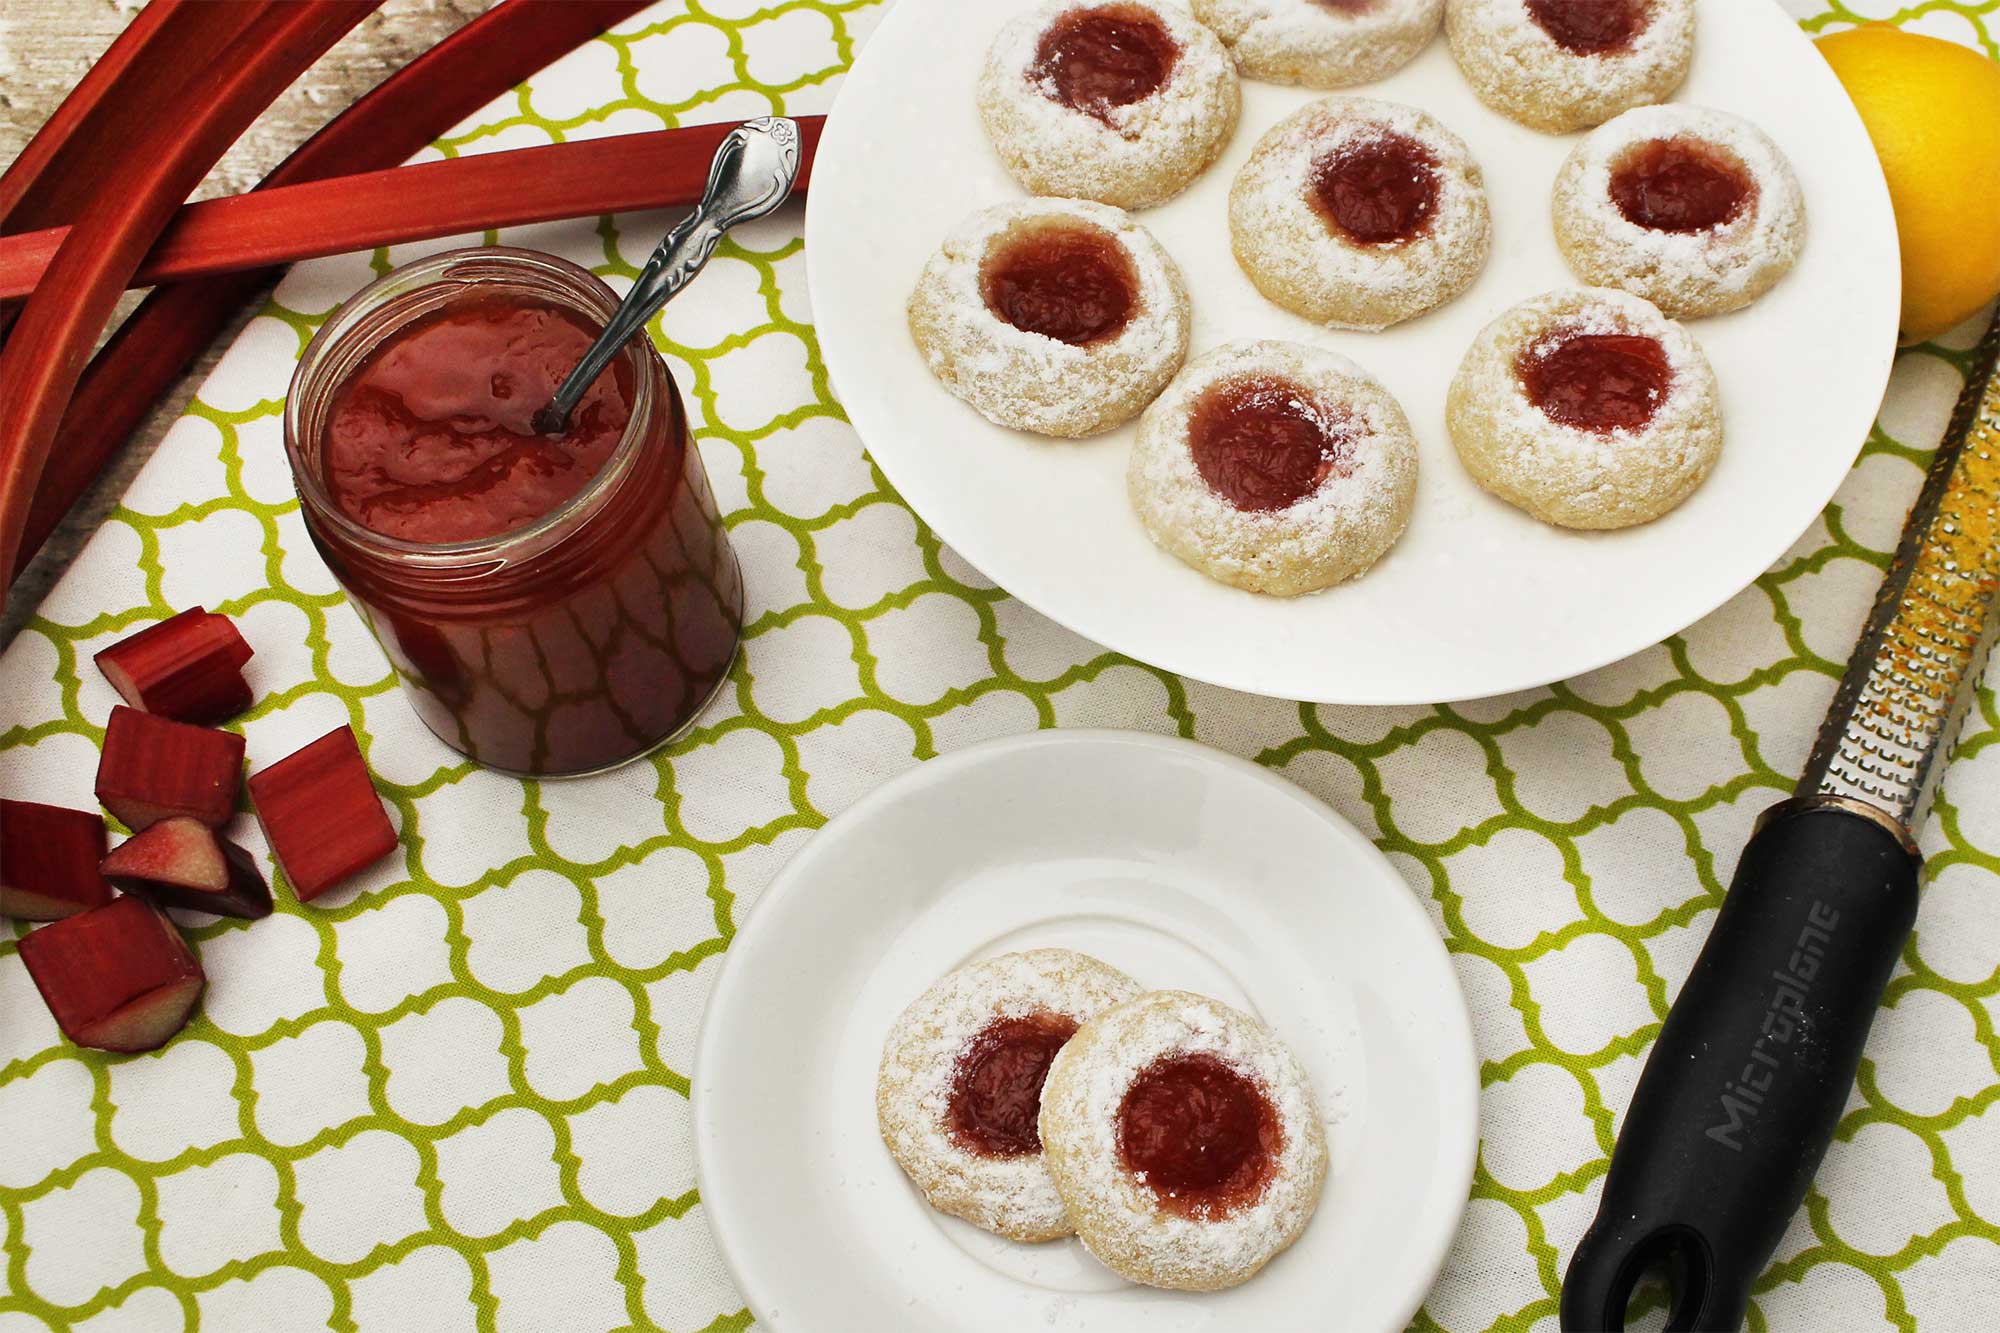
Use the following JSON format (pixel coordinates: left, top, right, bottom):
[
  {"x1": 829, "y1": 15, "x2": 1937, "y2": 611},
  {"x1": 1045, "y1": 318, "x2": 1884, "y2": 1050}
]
[
  {"x1": 978, "y1": 0, "x2": 1241, "y2": 209},
  {"x1": 1229, "y1": 97, "x2": 1490, "y2": 331},
  {"x1": 1448, "y1": 288, "x2": 1722, "y2": 530},
  {"x1": 1129, "y1": 340, "x2": 1418, "y2": 596},
  {"x1": 1038, "y1": 990, "x2": 1329, "y2": 1291},
  {"x1": 1193, "y1": 0, "x2": 1444, "y2": 90},
  {"x1": 878, "y1": 949, "x2": 1142, "y2": 1241},
  {"x1": 908, "y1": 198, "x2": 1192, "y2": 438},
  {"x1": 1445, "y1": 0, "x2": 1694, "y2": 134},
  {"x1": 1554, "y1": 105, "x2": 1807, "y2": 319}
]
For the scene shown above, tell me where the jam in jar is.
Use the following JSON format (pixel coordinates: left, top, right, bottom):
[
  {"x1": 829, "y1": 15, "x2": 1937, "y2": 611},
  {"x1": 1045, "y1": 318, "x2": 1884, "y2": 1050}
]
[{"x1": 285, "y1": 248, "x2": 743, "y2": 777}]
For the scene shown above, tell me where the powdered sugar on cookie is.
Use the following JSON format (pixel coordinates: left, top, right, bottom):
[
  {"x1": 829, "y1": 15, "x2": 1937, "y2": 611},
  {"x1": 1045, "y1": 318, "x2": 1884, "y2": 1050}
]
[
  {"x1": 908, "y1": 198, "x2": 1191, "y2": 438},
  {"x1": 878, "y1": 950, "x2": 1141, "y2": 1241},
  {"x1": 1130, "y1": 339, "x2": 1419, "y2": 595},
  {"x1": 1230, "y1": 96, "x2": 1490, "y2": 330},
  {"x1": 1445, "y1": 0, "x2": 1694, "y2": 134},
  {"x1": 1554, "y1": 105, "x2": 1807, "y2": 318},
  {"x1": 978, "y1": 0, "x2": 1241, "y2": 208},
  {"x1": 1195, "y1": 0, "x2": 1443, "y2": 89},
  {"x1": 1038, "y1": 990, "x2": 1328, "y2": 1290},
  {"x1": 1447, "y1": 287, "x2": 1723, "y2": 529}
]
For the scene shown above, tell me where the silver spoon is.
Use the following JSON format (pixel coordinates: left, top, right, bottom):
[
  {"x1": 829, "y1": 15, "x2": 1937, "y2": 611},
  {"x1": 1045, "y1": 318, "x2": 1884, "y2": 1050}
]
[{"x1": 534, "y1": 116, "x2": 803, "y2": 436}]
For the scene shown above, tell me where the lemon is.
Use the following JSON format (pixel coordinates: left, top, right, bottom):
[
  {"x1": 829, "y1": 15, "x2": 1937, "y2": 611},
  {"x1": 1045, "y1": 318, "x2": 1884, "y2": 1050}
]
[{"x1": 1817, "y1": 26, "x2": 2000, "y2": 344}]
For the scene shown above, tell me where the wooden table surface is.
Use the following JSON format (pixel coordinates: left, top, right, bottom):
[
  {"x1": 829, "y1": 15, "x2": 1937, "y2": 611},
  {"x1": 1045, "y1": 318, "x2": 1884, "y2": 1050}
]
[{"x1": 0, "y1": 0, "x2": 492, "y2": 649}]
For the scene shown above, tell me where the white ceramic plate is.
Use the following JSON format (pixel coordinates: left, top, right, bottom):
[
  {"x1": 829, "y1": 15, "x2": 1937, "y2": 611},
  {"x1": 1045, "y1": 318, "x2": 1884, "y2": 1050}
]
[
  {"x1": 693, "y1": 730, "x2": 1479, "y2": 1332},
  {"x1": 805, "y1": 0, "x2": 1899, "y2": 704}
]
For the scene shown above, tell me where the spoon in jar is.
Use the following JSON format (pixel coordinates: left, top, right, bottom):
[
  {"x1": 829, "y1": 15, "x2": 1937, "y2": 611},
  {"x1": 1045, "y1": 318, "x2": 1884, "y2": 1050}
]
[{"x1": 533, "y1": 116, "x2": 803, "y2": 436}]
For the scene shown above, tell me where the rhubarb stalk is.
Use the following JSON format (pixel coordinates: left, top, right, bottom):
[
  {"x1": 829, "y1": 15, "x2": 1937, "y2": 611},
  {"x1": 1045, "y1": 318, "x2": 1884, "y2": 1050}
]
[
  {"x1": 0, "y1": 0, "x2": 378, "y2": 594},
  {"x1": 0, "y1": 2, "x2": 268, "y2": 230},
  {"x1": 0, "y1": 117, "x2": 827, "y2": 302},
  {"x1": 0, "y1": 2, "x2": 269, "y2": 344},
  {"x1": 16, "y1": 0, "x2": 654, "y2": 577}
]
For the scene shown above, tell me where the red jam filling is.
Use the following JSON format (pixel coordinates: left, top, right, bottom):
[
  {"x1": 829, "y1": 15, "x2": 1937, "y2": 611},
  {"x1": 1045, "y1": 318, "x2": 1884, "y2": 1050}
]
[
  {"x1": 1313, "y1": 0, "x2": 1382, "y2": 12},
  {"x1": 1117, "y1": 1052, "x2": 1281, "y2": 1219},
  {"x1": 322, "y1": 295, "x2": 633, "y2": 544},
  {"x1": 1608, "y1": 137, "x2": 1755, "y2": 233},
  {"x1": 1524, "y1": 0, "x2": 1651, "y2": 55},
  {"x1": 1189, "y1": 375, "x2": 1353, "y2": 512},
  {"x1": 1309, "y1": 132, "x2": 1441, "y2": 247},
  {"x1": 947, "y1": 1013, "x2": 1080, "y2": 1158},
  {"x1": 981, "y1": 223, "x2": 1139, "y2": 346},
  {"x1": 1030, "y1": 3, "x2": 1179, "y2": 124},
  {"x1": 1518, "y1": 331, "x2": 1673, "y2": 434}
]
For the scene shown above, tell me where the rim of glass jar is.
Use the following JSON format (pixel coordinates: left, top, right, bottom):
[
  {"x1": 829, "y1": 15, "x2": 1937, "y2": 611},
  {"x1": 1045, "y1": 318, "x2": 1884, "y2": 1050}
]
[{"x1": 282, "y1": 246, "x2": 660, "y2": 567}]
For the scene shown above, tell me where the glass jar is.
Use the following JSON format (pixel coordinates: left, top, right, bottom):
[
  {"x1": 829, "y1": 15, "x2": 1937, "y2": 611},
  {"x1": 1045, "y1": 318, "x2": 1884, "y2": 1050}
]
[{"x1": 284, "y1": 247, "x2": 743, "y2": 777}]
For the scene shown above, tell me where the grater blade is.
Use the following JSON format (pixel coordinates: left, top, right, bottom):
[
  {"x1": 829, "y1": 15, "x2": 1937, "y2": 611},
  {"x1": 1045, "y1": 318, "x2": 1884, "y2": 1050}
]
[{"x1": 1798, "y1": 312, "x2": 2000, "y2": 838}]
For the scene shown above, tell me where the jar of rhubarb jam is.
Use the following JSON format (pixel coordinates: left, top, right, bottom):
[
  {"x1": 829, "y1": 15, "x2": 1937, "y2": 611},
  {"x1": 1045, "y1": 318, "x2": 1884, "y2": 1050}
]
[{"x1": 284, "y1": 248, "x2": 743, "y2": 777}]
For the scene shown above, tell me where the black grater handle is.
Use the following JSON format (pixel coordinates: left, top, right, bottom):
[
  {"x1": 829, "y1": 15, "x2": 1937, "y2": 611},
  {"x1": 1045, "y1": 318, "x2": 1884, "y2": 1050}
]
[{"x1": 1560, "y1": 800, "x2": 1920, "y2": 1332}]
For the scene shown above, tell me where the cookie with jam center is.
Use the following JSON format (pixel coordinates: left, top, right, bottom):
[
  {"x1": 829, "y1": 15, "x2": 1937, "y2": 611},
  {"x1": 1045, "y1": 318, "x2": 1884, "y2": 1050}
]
[
  {"x1": 1446, "y1": 0, "x2": 1694, "y2": 134},
  {"x1": 1554, "y1": 104, "x2": 1807, "y2": 318},
  {"x1": 1195, "y1": 0, "x2": 1444, "y2": 90},
  {"x1": 1230, "y1": 97, "x2": 1490, "y2": 331},
  {"x1": 1129, "y1": 339, "x2": 1419, "y2": 595},
  {"x1": 1448, "y1": 287, "x2": 1723, "y2": 529},
  {"x1": 978, "y1": 0, "x2": 1242, "y2": 209},
  {"x1": 877, "y1": 949, "x2": 1143, "y2": 1241},
  {"x1": 909, "y1": 197, "x2": 1192, "y2": 438},
  {"x1": 1038, "y1": 990, "x2": 1330, "y2": 1290}
]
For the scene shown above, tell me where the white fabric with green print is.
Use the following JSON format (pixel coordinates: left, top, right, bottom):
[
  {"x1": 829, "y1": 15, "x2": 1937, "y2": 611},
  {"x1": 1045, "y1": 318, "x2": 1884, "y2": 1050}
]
[{"x1": 4, "y1": 2, "x2": 2000, "y2": 1329}]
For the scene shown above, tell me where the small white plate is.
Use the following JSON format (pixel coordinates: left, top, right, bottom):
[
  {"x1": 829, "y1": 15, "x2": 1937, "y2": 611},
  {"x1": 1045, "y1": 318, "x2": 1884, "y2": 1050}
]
[
  {"x1": 805, "y1": 0, "x2": 1900, "y2": 704},
  {"x1": 693, "y1": 730, "x2": 1478, "y2": 1332}
]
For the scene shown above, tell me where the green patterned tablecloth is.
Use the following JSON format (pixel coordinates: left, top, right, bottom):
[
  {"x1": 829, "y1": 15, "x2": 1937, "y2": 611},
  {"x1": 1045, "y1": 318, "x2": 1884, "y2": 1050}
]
[{"x1": 6, "y1": 2, "x2": 2000, "y2": 1329}]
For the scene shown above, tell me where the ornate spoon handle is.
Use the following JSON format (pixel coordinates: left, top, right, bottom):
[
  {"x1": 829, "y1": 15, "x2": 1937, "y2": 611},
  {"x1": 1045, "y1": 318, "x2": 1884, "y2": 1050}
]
[{"x1": 536, "y1": 116, "x2": 802, "y2": 435}]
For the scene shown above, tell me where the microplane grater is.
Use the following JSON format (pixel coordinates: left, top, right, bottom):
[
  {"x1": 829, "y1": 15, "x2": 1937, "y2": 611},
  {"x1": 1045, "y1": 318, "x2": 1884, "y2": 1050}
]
[
  {"x1": 1799, "y1": 313, "x2": 2000, "y2": 839},
  {"x1": 1564, "y1": 308, "x2": 2000, "y2": 1333}
]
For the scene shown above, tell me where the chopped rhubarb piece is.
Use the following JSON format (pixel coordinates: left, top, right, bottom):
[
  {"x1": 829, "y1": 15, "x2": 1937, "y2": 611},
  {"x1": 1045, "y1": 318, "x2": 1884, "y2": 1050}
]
[
  {"x1": 248, "y1": 726, "x2": 396, "y2": 902},
  {"x1": 0, "y1": 799, "x2": 114, "y2": 920},
  {"x1": 95, "y1": 705, "x2": 245, "y2": 831},
  {"x1": 94, "y1": 607, "x2": 254, "y2": 725},
  {"x1": 102, "y1": 817, "x2": 272, "y2": 920},
  {"x1": 16, "y1": 895, "x2": 205, "y2": 1052}
]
